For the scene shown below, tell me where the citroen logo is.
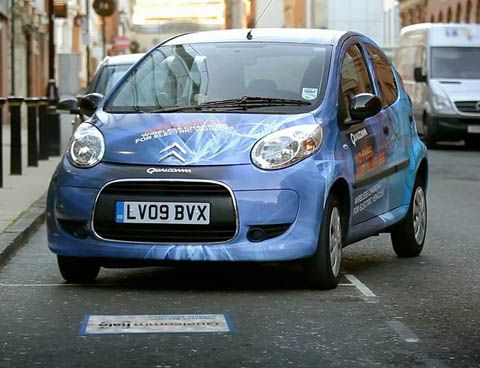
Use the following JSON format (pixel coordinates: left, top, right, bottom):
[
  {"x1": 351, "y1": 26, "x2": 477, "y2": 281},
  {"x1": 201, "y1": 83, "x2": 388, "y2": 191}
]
[
  {"x1": 159, "y1": 142, "x2": 187, "y2": 163},
  {"x1": 476, "y1": 101, "x2": 480, "y2": 112}
]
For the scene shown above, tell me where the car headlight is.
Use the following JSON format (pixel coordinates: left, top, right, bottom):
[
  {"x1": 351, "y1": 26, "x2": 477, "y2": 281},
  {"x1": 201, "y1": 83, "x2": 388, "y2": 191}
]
[
  {"x1": 69, "y1": 122, "x2": 105, "y2": 168},
  {"x1": 251, "y1": 124, "x2": 323, "y2": 170},
  {"x1": 432, "y1": 93, "x2": 454, "y2": 114}
]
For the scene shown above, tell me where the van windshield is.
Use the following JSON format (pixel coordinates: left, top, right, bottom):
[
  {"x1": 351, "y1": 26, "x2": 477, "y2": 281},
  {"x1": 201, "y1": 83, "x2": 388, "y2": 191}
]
[
  {"x1": 105, "y1": 43, "x2": 330, "y2": 114},
  {"x1": 431, "y1": 47, "x2": 480, "y2": 79}
]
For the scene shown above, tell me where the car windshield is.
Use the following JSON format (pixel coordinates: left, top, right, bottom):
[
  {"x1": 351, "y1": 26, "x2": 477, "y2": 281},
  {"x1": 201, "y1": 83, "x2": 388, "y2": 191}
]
[
  {"x1": 105, "y1": 42, "x2": 330, "y2": 114},
  {"x1": 431, "y1": 47, "x2": 480, "y2": 79},
  {"x1": 92, "y1": 64, "x2": 132, "y2": 95}
]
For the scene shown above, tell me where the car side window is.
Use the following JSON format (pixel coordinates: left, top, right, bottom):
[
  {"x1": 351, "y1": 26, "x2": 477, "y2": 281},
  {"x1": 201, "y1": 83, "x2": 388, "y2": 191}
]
[
  {"x1": 338, "y1": 44, "x2": 374, "y2": 122},
  {"x1": 365, "y1": 44, "x2": 398, "y2": 107}
]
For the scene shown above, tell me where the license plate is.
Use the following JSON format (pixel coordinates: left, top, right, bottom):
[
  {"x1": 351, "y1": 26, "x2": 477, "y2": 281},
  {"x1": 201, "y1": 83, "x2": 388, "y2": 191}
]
[
  {"x1": 468, "y1": 125, "x2": 480, "y2": 134},
  {"x1": 115, "y1": 201, "x2": 210, "y2": 225}
]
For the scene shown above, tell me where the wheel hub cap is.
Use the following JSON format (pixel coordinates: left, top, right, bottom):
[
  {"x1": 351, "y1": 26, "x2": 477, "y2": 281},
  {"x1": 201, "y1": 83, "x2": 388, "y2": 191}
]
[
  {"x1": 413, "y1": 187, "x2": 426, "y2": 244},
  {"x1": 329, "y1": 207, "x2": 342, "y2": 277}
]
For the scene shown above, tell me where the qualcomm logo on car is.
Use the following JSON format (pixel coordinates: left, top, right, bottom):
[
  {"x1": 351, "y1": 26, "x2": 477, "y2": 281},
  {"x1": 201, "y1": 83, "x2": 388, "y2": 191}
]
[
  {"x1": 159, "y1": 142, "x2": 188, "y2": 163},
  {"x1": 146, "y1": 167, "x2": 192, "y2": 174},
  {"x1": 350, "y1": 128, "x2": 368, "y2": 147}
]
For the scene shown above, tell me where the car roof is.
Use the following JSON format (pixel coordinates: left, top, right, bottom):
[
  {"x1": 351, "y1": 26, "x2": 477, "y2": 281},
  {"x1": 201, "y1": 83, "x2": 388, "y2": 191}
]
[
  {"x1": 163, "y1": 28, "x2": 350, "y2": 46},
  {"x1": 101, "y1": 53, "x2": 145, "y2": 66}
]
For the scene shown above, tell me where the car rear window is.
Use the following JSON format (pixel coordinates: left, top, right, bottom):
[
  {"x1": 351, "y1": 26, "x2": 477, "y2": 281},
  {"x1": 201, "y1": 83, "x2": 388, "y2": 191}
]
[{"x1": 365, "y1": 44, "x2": 398, "y2": 107}]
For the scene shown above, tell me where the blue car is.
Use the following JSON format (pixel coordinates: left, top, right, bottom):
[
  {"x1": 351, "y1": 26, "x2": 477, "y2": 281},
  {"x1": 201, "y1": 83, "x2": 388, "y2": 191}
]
[{"x1": 49, "y1": 29, "x2": 428, "y2": 289}]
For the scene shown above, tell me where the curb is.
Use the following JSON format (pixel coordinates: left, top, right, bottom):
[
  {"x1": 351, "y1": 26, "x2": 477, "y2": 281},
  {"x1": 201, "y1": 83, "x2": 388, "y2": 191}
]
[{"x1": 0, "y1": 194, "x2": 47, "y2": 269}]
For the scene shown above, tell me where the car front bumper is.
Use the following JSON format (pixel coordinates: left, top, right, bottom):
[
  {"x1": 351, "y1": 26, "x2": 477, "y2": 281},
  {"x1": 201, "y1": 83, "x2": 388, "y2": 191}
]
[{"x1": 47, "y1": 157, "x2": 334, "y2": 262}]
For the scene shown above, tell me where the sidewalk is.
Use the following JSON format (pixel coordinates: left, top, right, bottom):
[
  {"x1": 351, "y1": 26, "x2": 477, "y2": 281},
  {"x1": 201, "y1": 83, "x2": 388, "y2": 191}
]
[
  {"x1": 1, "y1": 124, "x2": 59, "y2": 231},
  {"x1": 0, "y1": 123, "x2": 60, "y2": 265}
]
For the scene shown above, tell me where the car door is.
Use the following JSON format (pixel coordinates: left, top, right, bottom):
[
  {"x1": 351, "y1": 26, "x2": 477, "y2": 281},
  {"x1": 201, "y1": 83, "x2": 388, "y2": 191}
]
[
  {"x1": 364, "y1": 43, "x2": 410, "y2": 211},
  {"x1": 337, "y1": 42, "x2": 390, "y2": 225}
]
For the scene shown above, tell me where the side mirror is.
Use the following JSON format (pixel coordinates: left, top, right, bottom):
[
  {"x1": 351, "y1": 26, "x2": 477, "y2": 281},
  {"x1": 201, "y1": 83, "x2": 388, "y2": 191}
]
[
  {"x1": 78, "y1": 93, "x2": 104, "y2": 117},
  {"x1": 57, "y1": 99, "x2": 80, "y2": 114},
  {"x1": 414, "y1": 67, "x2": 427, "y2": 82},
  {"x1": 347, "y1": 93, "x2": 382, "y2": 122}
]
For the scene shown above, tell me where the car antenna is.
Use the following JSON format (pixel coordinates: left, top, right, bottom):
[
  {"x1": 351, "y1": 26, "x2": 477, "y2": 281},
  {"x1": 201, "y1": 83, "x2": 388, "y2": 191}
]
[{"x1": 246, "y1": 0, "x2": 274, "y2": 40}]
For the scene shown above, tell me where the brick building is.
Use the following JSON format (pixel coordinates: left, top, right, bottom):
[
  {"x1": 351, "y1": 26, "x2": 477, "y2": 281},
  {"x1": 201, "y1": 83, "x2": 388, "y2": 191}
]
[{"x1": 399, "y1": 0, "x2": 480, "y2": 26}]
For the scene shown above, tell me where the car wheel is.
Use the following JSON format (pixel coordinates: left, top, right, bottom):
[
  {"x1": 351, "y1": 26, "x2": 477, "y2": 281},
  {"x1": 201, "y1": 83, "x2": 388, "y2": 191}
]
[
  {"x1": 465, "y1": 136, "x2": 480, "y2": 150},
  {"x1": 391, "y1": 178, "x2": 427, "y2": 257},
  {"x1": 303, "y1": 194, "x2": 343, "y2": 290},
  {"x1": 422, "y1": 113, "x2": 437, "y2": 148},
  {"x1": 57, "y1": 256, "x2": 100, "y2": 283}
]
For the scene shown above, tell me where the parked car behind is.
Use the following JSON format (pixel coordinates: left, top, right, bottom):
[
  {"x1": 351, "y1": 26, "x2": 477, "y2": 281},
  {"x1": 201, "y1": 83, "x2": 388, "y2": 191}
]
[
  {"x1": 51, "y1": 29, "x2": 428, "y2": 289},
  {"x1": 58, "y1": 53, "x2": 144, "y2": 126},
  {"x1": 395, "y1": 23, "x2": 480, "y2": 148},
  {"x1": 87, "y1": 53, "x2": 145, "y2": 96}
]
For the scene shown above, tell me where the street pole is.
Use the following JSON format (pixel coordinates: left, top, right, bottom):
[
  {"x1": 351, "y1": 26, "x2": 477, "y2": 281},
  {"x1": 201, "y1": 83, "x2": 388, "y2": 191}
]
[
  {"x1": 10, "y1": 1, "x2": 15, "y2": 95},
  {"x1": 47, "y1": 0, "x2": 55, "y2": 84},
  {"x1": 102, "y1": 15, "x2": 106, "y2": 57},
  {"x1": 306, "y1": 0, "x2": 312, "y2": 28},
  {"x1": 46, "y1": 0, "x2": 60, "y2": 156},
  {"x1": 0, "y1": 98, "x2": 5, "y2": 187},
  {"x1": 86, "y1": 0, "x2": 91, "y2": 82}
]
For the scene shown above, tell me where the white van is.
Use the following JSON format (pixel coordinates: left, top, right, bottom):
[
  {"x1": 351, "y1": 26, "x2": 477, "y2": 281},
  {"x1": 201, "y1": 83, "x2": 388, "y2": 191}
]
[{"x1": 395, "y1": 23, "x2": 480, "y2": 148}]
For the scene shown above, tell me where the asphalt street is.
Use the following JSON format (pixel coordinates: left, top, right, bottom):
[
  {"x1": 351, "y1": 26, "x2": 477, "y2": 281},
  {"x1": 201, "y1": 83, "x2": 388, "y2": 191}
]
[{"x1": 0, "y1": 146, "x2": 479, "y2": 368}]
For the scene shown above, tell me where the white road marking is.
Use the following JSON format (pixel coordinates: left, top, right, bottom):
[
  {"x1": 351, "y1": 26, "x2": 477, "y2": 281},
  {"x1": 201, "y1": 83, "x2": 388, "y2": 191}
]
[
  {"x1": 81, "y1": 314, "x2": 233, "y2": 335},
  {"x1": 387, "y1": 320, "x2": 420, "y2": 343},
  {"x1": 344, "y1": 274, "x2": 377, "y2": 297}
]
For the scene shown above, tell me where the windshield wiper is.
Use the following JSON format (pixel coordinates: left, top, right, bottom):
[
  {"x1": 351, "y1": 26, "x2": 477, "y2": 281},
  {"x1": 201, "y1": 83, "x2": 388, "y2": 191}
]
[{"x1": 147, "y1": 96, "x2": 311, "y2": 113}]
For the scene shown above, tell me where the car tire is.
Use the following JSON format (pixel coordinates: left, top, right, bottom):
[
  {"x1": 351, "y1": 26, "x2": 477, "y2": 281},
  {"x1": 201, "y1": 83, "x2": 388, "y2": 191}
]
[
  {"x1": 303, "y1": 194, "x2": 343, "y2": 290},
  {"x1": 422, "y1": 113, "x2": 437, "y2": 148},
  {"x1": 57, "y1": 256, "x2": 100, "y2": 283},
  {"x1": 465, "y1": 136, "x2": 480, "y2": 150},
  {"x1": 390, "y1": 177, "x2": 427, "y2": 257}
]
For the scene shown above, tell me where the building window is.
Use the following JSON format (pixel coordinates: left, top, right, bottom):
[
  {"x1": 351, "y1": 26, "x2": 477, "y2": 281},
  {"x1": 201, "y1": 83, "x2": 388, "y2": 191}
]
[
  {"x1": 439, "y1": 10, "x2": 444, "y2": 22},
  {"x1": 477, "y1": 0, "x2": 480, "y2": 22},
  {"x1": 447, "y1": 7, "x2": 453, "y2": 22},
  {"x1": 430, "y1": 14, "x2": 435, "y2": 23},
  {"x1": 466, "y1": 0, "x2": 472, "y2": 22},
  {"x1": 417, "y1": 5, "x2": 424, "y2": 22},
  {"x1": 456, "y1": 3, "x2": 462, "y2": 22},
  {"x1": 409, "y1": 8, "x2": 415, "y2": 24}
]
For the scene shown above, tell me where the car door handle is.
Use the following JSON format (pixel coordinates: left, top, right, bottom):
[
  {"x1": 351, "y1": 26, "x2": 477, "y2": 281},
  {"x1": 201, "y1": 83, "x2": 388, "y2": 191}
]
[{"x1": 383, "y1": 125, "x2": 390, "y2": 135}]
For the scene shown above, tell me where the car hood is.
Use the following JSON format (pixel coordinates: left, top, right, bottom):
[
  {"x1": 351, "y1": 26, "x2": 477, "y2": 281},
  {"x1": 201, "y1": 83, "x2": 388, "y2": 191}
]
[
  {"x1": 431, "y1": 79, "x2": 480, "y2": 101},
  {"x1": 94, "y1": 111, "x2": 318, "y2": 166}
]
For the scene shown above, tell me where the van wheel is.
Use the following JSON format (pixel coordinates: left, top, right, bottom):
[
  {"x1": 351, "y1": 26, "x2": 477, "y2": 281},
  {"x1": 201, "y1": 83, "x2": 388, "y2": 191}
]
[
  {"x1": 303, "y1": 194, "x2": 343, "y2": 290},
  {"x1": 57, "y1": 256, "x2": 100, "y2": 283},
  {"x1": 465, "y1": 136, "x2": 480, "y2": 150},
  {"x1": 422, "y1": 114, "x2": 437, "y2": 148},
  {"x1": 391, "y1": 178, "x2": 427, "y2": 257}
]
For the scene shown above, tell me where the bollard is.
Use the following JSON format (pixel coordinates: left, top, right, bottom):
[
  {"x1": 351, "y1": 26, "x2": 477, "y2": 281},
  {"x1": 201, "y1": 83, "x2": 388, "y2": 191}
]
[
  {"x1": 0, "y1": 98, "x2": 6, "y2": 188},
  {"x1": 38, "y1": 98, "x2": 50, "y2": 160},
  {"x1": 46, "y1": 79, "x2": 60, "y2": 156},
  {"x1": 25, "y1": 98, "x2": 39, "y2": 167},
  {"x1": 7, "y1": 96, "x2": 24, "y2": 175},
  {"x1": 48, "y1": 106, "x2": 61, "y2": 156}
]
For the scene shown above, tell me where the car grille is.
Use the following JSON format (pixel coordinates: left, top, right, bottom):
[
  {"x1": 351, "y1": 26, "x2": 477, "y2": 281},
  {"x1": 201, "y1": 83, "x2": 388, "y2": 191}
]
[
  {"x1": 93, "y1": 180, "x2": 237, "y2": 243},
  {"x1": 455, "y1": 101, "x2": 480, "y2": 113}
]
